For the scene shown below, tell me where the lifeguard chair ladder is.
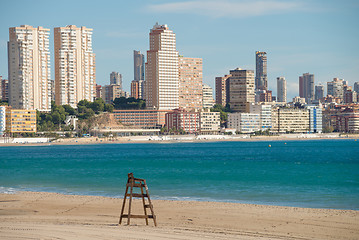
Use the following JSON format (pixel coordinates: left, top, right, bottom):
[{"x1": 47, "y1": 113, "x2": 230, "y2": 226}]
[{"x1": 119, "y1": 173, "x2": 157, "y2": 226}]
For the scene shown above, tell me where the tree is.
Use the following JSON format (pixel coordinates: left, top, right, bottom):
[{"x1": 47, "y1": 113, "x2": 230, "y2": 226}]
[{"x1": 63, "y1": 104, "x2": 76, "y2": 115}]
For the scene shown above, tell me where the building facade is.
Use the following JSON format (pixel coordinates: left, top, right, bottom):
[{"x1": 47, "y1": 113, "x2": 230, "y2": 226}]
[
  {"x1": 112, "y1": 109, "x2": 168, "y2": 128},
  {"x1": 200, "y1": 109, "x2": 220, "y2": 134},
  {"x1": 179, "y1": 57, "x2": 203, "y2": 110},
  {"x1": 228, "y1": 68, "x2": 255, "y2": 113},
  {"x1": 5, "y1": 108, "x2": 37, "y2": 133},
  {"x1": 165, "y1": 108, "x2": 200, "y2": 133},
  {"x1": 110, "y1": 71, "x2": 122, "y2": 87},
  {"x1": 54, "y1": 25, "x2": 96, "y2": 108},
  {"x1": 299, "y1": 73, "x2": 315, "y2": 103},
  {"x1": 306, "y1": 105, "x2": 323, "y2": 133},
  {"x1": 202, "y1": 84, "x2": 215, "y2": 109},
  {"x1": 145, "y1": 23, "x2": 179, "y2": 110},
  {"x1": 327, "y1": 78, "x2": 344, "y2": 99},
  {"x1": 102, "y1": 84, "x2": 125, "y2": 104},
  {"x1": 271, "y1": 107, "x2": 309, "y2": 133},
  {"x1": 0, "y1": 106, "x2": 5, "y2": 136},
  {"x1": 250, "y1": 104, "x2": 272, "y2": 130},
  {"x1": 315, "y1": 84, "x2": 324, "y2": 100},
  {"x1": 277, "y1": 77, "x2": 286, "y2": 103},
  {"x1": 134, "y1": 50, "x2": 145, "y2": 81},
  {"x1": 8, "y1": 25, "x2": 51, "y2": 111},
  {"x1": 131, "y1": 80, "x2": 145, "y2": 99},
  {"x1": 255, "y1": 51, "x2": 267, "y2": 90},
  {"x1": 228, "y1": 112, "x2": 260, "y2": 133},
  {"x1": 215, "y1": 74, "x2": 231, "y2": 106}
]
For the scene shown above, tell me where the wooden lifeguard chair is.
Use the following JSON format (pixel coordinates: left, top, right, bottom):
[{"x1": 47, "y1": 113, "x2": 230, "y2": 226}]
[{"x1": 119, "y1": 173, "x2": 157, "y2": 226}]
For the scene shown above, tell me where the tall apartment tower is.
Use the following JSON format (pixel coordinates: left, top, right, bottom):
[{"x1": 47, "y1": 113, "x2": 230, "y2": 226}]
[
  {"x1": 215, "y1": 74, "x2": 231, "y2": 106},
  {"x1": 131, "y1": 50, "x2": 145, "y2": 99},
  {"x1": 354, "y1": 82, "x2": 359, "y2": 93},
  {"x1": 315, "y1": 84, "x2": 324, "y2": 100},
  {"x1": 54, "y1": 25, "x2": 96, "y2": 108},
  {"x1": 134, "y1": 50, "x2": 145, "y2": 81},
  {"x1": 229, "y1": 68, "x2": 255, "y2": 113},
  {"x1": 299, "y1": 73, "x2": 315, "y2": 103},
  {"x1": 255, "y1": 51, "x2": 267, "y2": 90},
  {"x1": 145, "y1": 23, "x2": 179, "y2": 110},
  {"x1": 276, "y1": 77, "x2": 287, "y2": 103},
  {"x1": 179, "y1": 56, "x2": 203, "y2": 110},
  {"x1": 110, "y1": 71, "x2": 122, "y2": 87},
  {"x1": 327, "y1": 78, "x2": 344, "y2": 99},
  {"x1": 202, "y1": 84, "x2": 215, "y2": 109},
  {"x1": 8, "y1": 25, "x2": 51, "y2": 111}
]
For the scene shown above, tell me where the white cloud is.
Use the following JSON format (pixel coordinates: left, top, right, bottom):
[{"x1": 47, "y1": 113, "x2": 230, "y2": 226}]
[{"x1": 146, "y1": 0, "x2": 304, "y2": 18}]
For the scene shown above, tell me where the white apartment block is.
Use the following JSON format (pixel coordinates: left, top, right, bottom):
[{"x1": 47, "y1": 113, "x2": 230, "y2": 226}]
[
  {"x1": 202, "y1": 84, "x2": 215, "y2": 109},
  {"x1": 146, "y1": 23, "x2": 179, "y2": 110},
  {"x1": 272, "y1": 107, "x2": 309, "y2": 133},
  {"x1": 250, "y1": 104, "x2": 272, "y2": 130},
  {"x1": 307, "y1": 105, "x2": 323, "y2": 133},
  {"x1": 200, "y1": 109, "x2": 220, "y2": 133},
  {"x1": 0, "y1": 106, "x2": 5, "y2": 136},
  {"x1": 54, "y1": 25, "x2": 96, "y2": 108},
  {"x1": 8, "y1": 25, "x2": 51, "y2": 111},
  {"x1": 228, "y1": 112, "x2": 260, "y2": 133}
]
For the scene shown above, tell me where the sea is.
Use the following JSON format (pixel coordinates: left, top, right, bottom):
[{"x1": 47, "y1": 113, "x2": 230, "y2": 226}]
[{"x1": 0, "y1": 139, "x2": 358, "y2": 210}]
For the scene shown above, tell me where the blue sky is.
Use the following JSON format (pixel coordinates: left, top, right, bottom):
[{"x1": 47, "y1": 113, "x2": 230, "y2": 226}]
[{"x1": 0, "y1": 0, "x2": 358, "y2": 100}]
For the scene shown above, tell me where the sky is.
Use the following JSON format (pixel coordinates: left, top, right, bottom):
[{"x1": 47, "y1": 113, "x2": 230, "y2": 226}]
[{"x1": 0, "y1": 0, "x2": 358, "y2": 100}]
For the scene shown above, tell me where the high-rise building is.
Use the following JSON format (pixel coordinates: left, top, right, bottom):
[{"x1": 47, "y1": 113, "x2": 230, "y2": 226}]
[
  {"x1": 134, "y1": 50, "x2": 145, "y2": 81},
  {"x1": 202, "y1": 84, "x2": 215, "y2": 109},
  {"x1": 110, "y1": 72, "x2": 122, "y2": 87},
  {"x1": 178, "y1": 56, "x2": 203, "y2": 110},
  {"x1": 8, "y1": 25, "x2": 51, "y2": 111},
  {"x1": 307, "y1": 105, "x2": 322, "y2": 133},
  {"x1": 215, "y1": 74, "x2": 231, "y2": 106},
  {"x1": 315, "y1": 84, "x2": 324, "y2": 100},
  {"x1": 54, "y1": 25, "x2": 96, "y2": 108},
  {"x1": 131, "y1": 80, "x2": 145, "y2": 99},
  {"x1": 299, "y1": 73, "x2": 315, "y2": 103},
  {"x1": 255, "y1": 51, "x2": 267, "y2": 90},
  {"x1": 327, "y1": 78, "x2": 344, "y2": 99},
  {"x1": 277, "y1": 77, "x2": 287, "y2": 103},
  {"x1": 228, "y1": 68, "x2": 255, "y2": 113},
  {"x1": 96, "y1": 84, "x2": 102, "y2": 99},
  {"x1": 145, "y1": 23, "x2": 179, "y2": 110},
  {"x1": 354, "y1": 82, "x2": 359, "y2": 93},
  {"x1": 102, "y1": 84, "x2": 125, "y2": 104}
]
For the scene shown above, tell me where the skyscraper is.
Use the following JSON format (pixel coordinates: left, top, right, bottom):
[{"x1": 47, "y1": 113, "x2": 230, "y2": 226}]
[
  {"x1": 179, "y1": 56, "x2": 203, "y2": 110},
  {"x1": 255, "y1": 51, "x2": 267, "y2": 90},
  {"x1": 277, "y1": 77, "x2": 287, "y2": 103},
  {"x1": 299, "y1": 73, "x2": 315, "y2": 103},
  {"x1": 8, "y1": 25, "x2": 51, "y2": 111},
  {"x1": 145, "y1": 23, "x2": 179, "y2": 110},
  {"x1": 327, "y1": 78, "x2": 344, "y2": 100},
  {"x1": 354, "y1": 82, "x2": 359, "y2": 93},
  {"x1": 110, "y1": 71, "x2": 122, "y2": 87},
  {"x1": 134, "y1": 50, "x2": 144, "y2": 81},
  {"x1": 215, "y1": 74, "x2": 231, "y2": 106},
  {"x1": 315, "y1": 84, "x2": 324, "y2": 100},
  {"x1": 229, "y1": 68, "x2": 255, "y2": 113},
  {"x1": 54, "y1": 25, "x2": 96, "y2": 108}
]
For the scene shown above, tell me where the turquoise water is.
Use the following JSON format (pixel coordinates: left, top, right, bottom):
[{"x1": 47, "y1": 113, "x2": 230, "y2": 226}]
[{"x1": 0, "y1": 140, "x2": 358, "y2": 210}]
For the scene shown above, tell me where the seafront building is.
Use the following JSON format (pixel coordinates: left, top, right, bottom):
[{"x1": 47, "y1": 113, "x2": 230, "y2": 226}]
[
  {"x1": 178, "y1": 56, "x2": 203, "y2": 111},
  {"x1": 54, "y1": 25, "x2": 96, "y2": 108},
  {"x1": 227, "y1": 112, "x2": 260, "y2": 133},
  {"x1": 255, "y1": 51, "x2": 267, "y2": 90},
  {"x1": 200, "y1": 109, "x2": 220, "y2": 134},
  {"x1": 250, "y1": 104, "x2": 272, "y2": 130},
  {"x1": 165, "y1": 108, "x2": 200, "y2": 133},
  {"x1": 228, "y1": 68, "x2": 255, "y2": 113},
  {"x1": 5, "y1": 108, "x2": 37, "y2": 133},
  {"x1": 271, "y1": 107, "x2": 309, "y2": 133},
  {"x1": 215, "y1": 74, "x2": 231, "y2": 107},
  {"x1": 307, "y1": 105, "x2": 323, "y2": 133},
  {"x1": 299, "y1": 73, "x2": 315, "y2": 104},
  {"x1": 202, "y1": 84, "x2": 215, "y2": 109},
  {"x1": 112, "y1": 109, "x2": 169, "y2": 128},
  {"x1": 0, "y1": 106, "x2": 5, "y2": 136},
  {"x1": 277, "y1": 77, "x2": 286, "y2": 103},
  {"x1": 8, "y1": 25, "x2": 51, "y2": 111},
  {"x1": 110, "y1": 72, "x2": 122, "y2": 87},
  {"x1": 145, "y1": 23, "x2": 179, "y2": 110}
]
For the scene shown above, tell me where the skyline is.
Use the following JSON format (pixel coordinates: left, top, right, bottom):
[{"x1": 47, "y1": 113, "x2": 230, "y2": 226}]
[{"x1": 0, "y1": 0, "x2": 358, "y2": 100}]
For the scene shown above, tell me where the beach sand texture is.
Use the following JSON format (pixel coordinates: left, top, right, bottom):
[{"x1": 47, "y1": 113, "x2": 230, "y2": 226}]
[{"x1": 0, "y1": 192, "x2": 358, "y2": 239}]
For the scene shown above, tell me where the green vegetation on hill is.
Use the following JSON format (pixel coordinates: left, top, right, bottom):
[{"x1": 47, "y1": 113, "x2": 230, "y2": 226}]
[
  {"x1": 113, "y1": 97, "x2": 146, "y2": 110},
  {"x1": 210, "y1": 104, "x2": 232, "y2": 127}
]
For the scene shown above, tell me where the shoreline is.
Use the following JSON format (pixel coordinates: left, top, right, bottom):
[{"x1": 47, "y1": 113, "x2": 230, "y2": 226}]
[
  {"x1": 1, "y1": 133, "x2": 358, "y2": 147},
  {"x1": 1, "y1": 191, "x2": 358, "y2": 239}
]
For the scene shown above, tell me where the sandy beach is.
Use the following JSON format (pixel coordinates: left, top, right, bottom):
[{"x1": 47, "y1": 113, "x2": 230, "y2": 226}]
[{"x1": 0, "y1": 192, "x2": 358, "y2": 239}]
